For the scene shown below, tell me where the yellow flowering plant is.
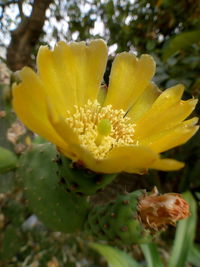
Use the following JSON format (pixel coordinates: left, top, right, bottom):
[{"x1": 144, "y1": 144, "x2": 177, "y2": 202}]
[{"x1": 13, "y1": 39, "x2": 198, "y2": 174}]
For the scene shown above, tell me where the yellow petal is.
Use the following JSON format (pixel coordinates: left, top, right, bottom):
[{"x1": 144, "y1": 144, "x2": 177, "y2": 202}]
[
  {"x1": 183, "y1": 117, "x2": 199, "y2": 126},
  {"x1": 149, "y1": 158, "x2": 185, "y2": 171},
  {"x1": 134, "y1": 84, "x2": 185, "y2": 139},
  {"x1": 155, "y1": 98, "x2": 198, "y2": 132},
  {"x1": 127, "y1": 82, "x2": 160, "y2": 122},
  {"x1": 47, "y1": 101, "x2": 79, "y2": 146},
  {"x1": 124, "y1": 167, "x2": 148, "y2": 174},
  {"x1": 36, "y1": 46, "x2": 68, "y2": 116},
  {"x1": 46, "y1": 102, "x2": 80, "y2": 159},
  {"x1": 146, "y1": 122, "x2": 199, "y2": 153},
  {"x1": 37, "y1": 39, "x2": 108, "y2": 109},
  {"x1": 71, "y1": 145, "x2": 158, "y2": 173},
  {"x1": 149, "y1": 84, "x2": 184, "y2": 109},
  {"x1": 104, "y1": 53, "x2": 155, "y2": 111},
  {"x1": 135, "y1": 98, "x2": 198, "y2": 139},
  {"x1": 12, "y1": 67, "x2": 67, "y2": 149},
  {"x1": 58, "y1": 147, "x2": 78, "y2": 161}
]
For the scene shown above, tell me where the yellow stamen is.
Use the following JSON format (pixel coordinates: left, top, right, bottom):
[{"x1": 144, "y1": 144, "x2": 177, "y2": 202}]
[{"x1": 65, "y1": 100, "x2": 136, "y2": 160}]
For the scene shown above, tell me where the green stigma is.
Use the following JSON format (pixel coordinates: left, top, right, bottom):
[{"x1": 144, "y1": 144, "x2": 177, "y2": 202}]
[
  {"x1": 97, "y1": 119, "x2": 112, "y2": 136},
  {"x1": 95, "y1": 119, "x2": 112, "y2": 146}
]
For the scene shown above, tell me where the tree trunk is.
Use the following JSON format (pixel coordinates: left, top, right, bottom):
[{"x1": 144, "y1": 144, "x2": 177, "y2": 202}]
[{"x1": 6, "y1": 0, "x2": 53, "y2": 71}]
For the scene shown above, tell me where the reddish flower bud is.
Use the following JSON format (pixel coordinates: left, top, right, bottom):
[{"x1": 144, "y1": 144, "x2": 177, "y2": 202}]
[{"x1": 138, "y1": 187, "x2": 190, "y2": 231}]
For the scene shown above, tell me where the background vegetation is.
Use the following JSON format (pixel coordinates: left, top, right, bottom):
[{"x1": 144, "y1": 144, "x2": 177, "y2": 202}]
[{"x1": 0, "y1": 0, "x2": 200, "y2": 266}]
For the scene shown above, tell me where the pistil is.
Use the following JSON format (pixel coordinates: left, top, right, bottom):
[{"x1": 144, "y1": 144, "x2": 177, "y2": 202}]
[{"x1": 95, "y1": 119, "x2": 112, "y2": 146}]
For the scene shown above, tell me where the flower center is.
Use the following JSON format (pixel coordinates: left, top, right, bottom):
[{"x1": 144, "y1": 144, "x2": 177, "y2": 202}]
[{"x1": 65, "y1": 100, "x2": 135, "y2": 160}]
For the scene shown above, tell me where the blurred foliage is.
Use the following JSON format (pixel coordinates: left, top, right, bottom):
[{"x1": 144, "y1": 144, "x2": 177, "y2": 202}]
[
  {"x1": 0, "y1": 0, "x2": 200, "y2": 266},
  {"x1": 90, "y1": 242, "x2": 141, "y2": 267}
]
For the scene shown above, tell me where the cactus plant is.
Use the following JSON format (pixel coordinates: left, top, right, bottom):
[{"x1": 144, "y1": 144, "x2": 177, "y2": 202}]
[
  {"x1": 20, "y1": 143, "x2": 90, "y2": 233},
  {"x1": 19, "y1": 142, "x2": 152, "y2": 244},
  {"x1": 19, "y1": 142, "x2": 189, "y2": 246},
  {"x1": 57, "y1": 154, "x2": 117, "y2": 195},
  {"x1": 19, "y1": 142, "x2": 152, "y2": 243},
  {"x1": 84, "y1": 190, "x2": 151, "y2": 245},
  {"x1": 0, "y1": 146, "x2": 18, "y2": 174}
]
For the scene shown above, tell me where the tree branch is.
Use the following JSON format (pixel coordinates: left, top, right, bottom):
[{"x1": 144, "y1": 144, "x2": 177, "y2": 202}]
[
  {"x1": 17, "y1": 0, "x2": 25, "y2": 21},
  {"x1": 6, "y1": 0, "x2": 53, "y2": 71}
]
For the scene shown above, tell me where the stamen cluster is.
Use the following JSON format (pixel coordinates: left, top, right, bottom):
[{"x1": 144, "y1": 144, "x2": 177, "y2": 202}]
[{"x1": 65, "y1": 100, "x2": 135, "y2": 159}]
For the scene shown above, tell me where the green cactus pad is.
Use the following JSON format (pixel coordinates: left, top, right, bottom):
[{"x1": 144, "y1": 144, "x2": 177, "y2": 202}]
[
  {"x1": 20, "y1": 143, "x2": 90, "y2": 233},
  {"x1": 57, "y1": 154, "x2": 117, "y2": 195},
  {"x1": 0, "y1": 146, "x2": 18, "y2": 174},
  {"x1": 85, "y1": 190, "x2": 151, "y2": 245}
]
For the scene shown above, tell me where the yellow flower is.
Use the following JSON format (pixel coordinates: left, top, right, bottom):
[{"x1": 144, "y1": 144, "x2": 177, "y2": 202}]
[{"x1": 13, "y1": 40, "x2": 198, "y2": 174}]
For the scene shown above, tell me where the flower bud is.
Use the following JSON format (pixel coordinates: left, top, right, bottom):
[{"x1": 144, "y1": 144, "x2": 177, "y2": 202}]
[{"x1": 138, "y1": 187, "x2": 189, "y2": 231}]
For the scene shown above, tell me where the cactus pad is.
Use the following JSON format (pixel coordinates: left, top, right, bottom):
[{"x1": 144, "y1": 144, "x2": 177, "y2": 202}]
[
  {"x1": 20, "y1": 143, "x2": 90, "y2": 233},
  {"x1": 57, "y1": 154, "x2": 117, "y2": 195},
  {"x1": 85, "y1": 190, "x2": 151, "y2": 245}
]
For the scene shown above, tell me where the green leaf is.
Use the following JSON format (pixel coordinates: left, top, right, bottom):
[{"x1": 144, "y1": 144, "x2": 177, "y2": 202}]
[
  {"x1": 89, "y1": 243, "x2": 141, "y2": 267},
  {"x1": 168, "y1": 191, "x2": 197, "y2": 267},
  {"x1": 0, "y1": 146, "x2": 18, "y2": 174},
  {"x1": 140, "y1": 243, "x2": 164, "y2": 267},
  {"x1": 188, "y1": 245, "x2": 200, "y2": 267},
  {"x1": 162, "y1": 30, "x2": 200, "y2": 61}
]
